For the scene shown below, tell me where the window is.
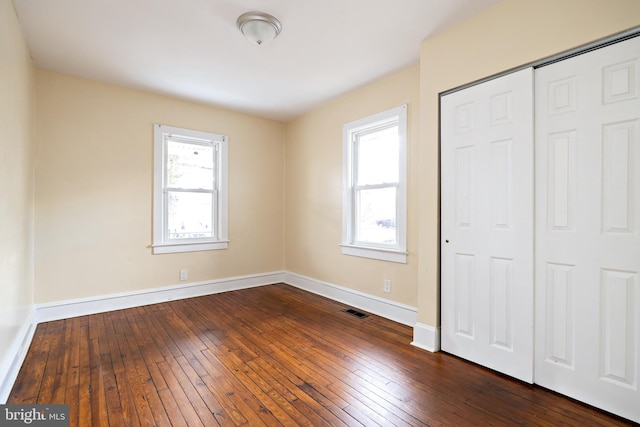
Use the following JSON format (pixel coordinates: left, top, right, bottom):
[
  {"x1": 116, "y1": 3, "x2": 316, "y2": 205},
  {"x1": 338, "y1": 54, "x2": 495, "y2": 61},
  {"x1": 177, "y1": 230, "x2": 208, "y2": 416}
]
[
  {"x1": 153, "y1": 124, "x2": 228, "y2": 254},
  {"x1": 341, "y1": 105, "x2": 407, "y2": 263}
]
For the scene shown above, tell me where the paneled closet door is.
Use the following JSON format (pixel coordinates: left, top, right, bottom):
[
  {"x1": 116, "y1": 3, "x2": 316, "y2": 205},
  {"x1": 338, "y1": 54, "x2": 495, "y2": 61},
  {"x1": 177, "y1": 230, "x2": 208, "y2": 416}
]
[
  {"x1": 535, "y1": 36, "x2": 640, "y2": 423},
  {"x1": 441, "y1": 68, "x2": 534, "y2": 383}
]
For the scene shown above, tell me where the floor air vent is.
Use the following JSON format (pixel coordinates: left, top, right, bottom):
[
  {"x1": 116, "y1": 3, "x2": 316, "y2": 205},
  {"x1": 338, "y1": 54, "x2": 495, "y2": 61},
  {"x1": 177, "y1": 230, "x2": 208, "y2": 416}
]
[{"x1": 344, "y1": 309, "x2": 368, "y2": 319}]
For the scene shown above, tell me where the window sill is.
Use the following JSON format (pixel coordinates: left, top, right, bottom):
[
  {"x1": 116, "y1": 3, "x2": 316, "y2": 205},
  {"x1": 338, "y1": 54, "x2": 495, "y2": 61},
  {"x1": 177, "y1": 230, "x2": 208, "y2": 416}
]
[
  {"x1": 153, "y1": 240, "x2": 229, "y2": 254},
  {"x1": 340, "y1": 244, "x2": 407, "y2": 263}
]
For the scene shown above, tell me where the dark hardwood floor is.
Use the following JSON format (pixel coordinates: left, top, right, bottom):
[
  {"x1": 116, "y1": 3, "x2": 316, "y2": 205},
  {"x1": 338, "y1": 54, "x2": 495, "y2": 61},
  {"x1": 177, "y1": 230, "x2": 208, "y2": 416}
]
[{"x1": 8, "y1": 283, "x2": 635, "y2": 426}]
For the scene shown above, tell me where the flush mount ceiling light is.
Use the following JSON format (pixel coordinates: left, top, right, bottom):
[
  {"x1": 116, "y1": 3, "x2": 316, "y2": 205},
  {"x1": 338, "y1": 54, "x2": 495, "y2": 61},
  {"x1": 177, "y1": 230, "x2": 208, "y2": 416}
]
[{"x1": 236, "y1": 11, "x2": 282, "y2": 45}]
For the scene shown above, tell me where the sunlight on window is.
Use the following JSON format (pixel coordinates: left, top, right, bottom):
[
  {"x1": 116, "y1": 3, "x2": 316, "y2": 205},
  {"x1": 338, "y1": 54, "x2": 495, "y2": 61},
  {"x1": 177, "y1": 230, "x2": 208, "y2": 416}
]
[
  {"x1": 354, "y1": 125, "x2": 399, "y2": 245},
  {"x1": 167, "y1": 141, "x2": 214, "y2": 189},
  {"x1": 165, "y1": 139, "x2": 215, "y2": 240},
  {"x1": 341, "y1": 105, "x2": 406, "y2": 262},
  {"x1": 167, "y1": 192, "x2": 213, "y2": 239},
  {"x1": 356, "y1": 126, "x2": 399, "y2": 185},
  {"x1": 356, "y1": 187, "x2": 397, "y2": 245},
  {"x1": 153, "y1": 124, "x2": 228, "y2": 254}
]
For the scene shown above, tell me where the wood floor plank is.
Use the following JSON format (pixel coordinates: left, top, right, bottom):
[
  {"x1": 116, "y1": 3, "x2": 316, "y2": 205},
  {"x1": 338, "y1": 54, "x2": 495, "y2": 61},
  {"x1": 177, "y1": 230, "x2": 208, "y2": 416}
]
[
  {"x1": 155, "y1": 359, "x2": 206, "y2": 426},
  {"x1": 87, "y1": 315, "x2": 109, "y2": 427},
  {"x1": 169, "y1": 354, "x2": 221, "y2": 426},
  {"x1": 174, "y1": 355, "x2": 227, "y2": 422},
  {"x1": 76, "y1": 319, "x2": 92, "y2": 427},
  {"x1": 243, "y1": 311, "x2": 427, "y2": 425},
  {"x1": 270, "y1": 319, "x2": 435, "y2": 425},
  {"x1": 121, "y1": 309, "x2": 173, "y2": 427},
  {"x1": 9, "y1": 323, "x2": 49, "y2": 403},
  {"x1": 9, "y1": 284, "x2": 637, "y2": 426},
  {"x1": 34, "y1": 321, "x2": 63, "y2": 404},
  {"x1": 200, "y1": 373, "x2": 250, "y2": 426},
  {"x1": 100, "y1": 351, "x2": 125, "y2": 427},
  {"x1": 182, "y1": 294, "x2": 360, "y2": 426},
  {"x1": 296, "y1": 381, "x2": 363, "y2": 427},
  {"x1": 199, "y1": 348, "x2": 277, "y2": 426},
  {"x1": 64, "y1": 317, "x2": 82, "y2": 427},
  {"x1": 115, "y1": 324, "x2": 160, "y2": 426},
  {"x1": 249, "y1": 357, "x2": 354, "y2": 427}
]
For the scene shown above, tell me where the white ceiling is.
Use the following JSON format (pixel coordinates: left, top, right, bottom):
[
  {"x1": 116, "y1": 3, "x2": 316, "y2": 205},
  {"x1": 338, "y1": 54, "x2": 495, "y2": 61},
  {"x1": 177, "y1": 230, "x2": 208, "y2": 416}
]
[{"x1": 13, "y1": 0, "x2": 498, "y2": 122}]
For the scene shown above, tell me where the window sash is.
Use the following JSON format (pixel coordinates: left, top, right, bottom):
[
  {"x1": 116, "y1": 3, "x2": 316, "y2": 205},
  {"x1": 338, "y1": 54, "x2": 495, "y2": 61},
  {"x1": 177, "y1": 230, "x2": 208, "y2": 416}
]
[
  {"x1": 153, "y1": 124, "x2": 228, "y2": 254},
  {"x1": 163, "y1": 137, "x2": 218, "y2": 243},
  {"x1": 163, "y1": 189, "x2": 218, "y2": 243},
  {"x1": 341, "y1": 105, "x2": 407, "y2": 263},
  {"x1": 353, "y1": 123, "x2": 400, "y2": 187},
  {"x1": 353, "y1": 184, "x2": 399, "y2": 248},
  {"x1": 164, "y1": 137, "x2": 216, "y2": 191},
  {"x1": 350, "y1": 120, "x2": 400, "y2": 249}
]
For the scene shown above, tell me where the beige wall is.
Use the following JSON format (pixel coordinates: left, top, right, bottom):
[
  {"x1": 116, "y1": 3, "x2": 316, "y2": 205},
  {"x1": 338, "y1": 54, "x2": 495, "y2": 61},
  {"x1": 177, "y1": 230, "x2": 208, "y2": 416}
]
[
  {"x1": 34, "y1": 71, "x2": 285, "y2": 303},
  {"x1": 285, "y1": 65, "x2": 420, "y2": 307},
  {"x1": 4, "y1": 0, "x2": 638, "y2": 344},
  {"x1": 418, "y1": 0, "x2": 640, "y2": 326},
  {"x1": 0, "y1": 0, "x2": 35, "y2": 375}
]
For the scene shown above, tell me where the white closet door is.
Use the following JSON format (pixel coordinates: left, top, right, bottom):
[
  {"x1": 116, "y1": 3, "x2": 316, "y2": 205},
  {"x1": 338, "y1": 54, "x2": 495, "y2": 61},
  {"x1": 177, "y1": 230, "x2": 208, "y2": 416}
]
[
  {"x1": 535, "y1": 36, "x2": 640, "y2": 423},
  {"x1": 441, "y1": 68, "x2": 534, "y2": 383}
]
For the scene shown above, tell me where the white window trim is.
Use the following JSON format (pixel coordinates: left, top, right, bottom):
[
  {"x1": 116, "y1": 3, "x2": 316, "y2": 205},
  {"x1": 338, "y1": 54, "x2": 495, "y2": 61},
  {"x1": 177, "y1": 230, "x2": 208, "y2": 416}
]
[
  {"x1": 152, "y1": 124, "x2": 229, "y2": 254},
  {"x1": 341, "y1": 105, "x2": 408, "y2": 263}
]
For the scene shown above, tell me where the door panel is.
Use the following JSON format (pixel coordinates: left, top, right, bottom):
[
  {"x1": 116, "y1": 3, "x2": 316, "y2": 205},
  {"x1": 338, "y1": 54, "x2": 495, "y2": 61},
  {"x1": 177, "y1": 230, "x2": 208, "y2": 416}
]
[
  {"x1": 535, "y1": 36, "x2": 640, "y2": 423},
  {"x1": 441, "y1": 68, "x2": 534, "y2": 383}
]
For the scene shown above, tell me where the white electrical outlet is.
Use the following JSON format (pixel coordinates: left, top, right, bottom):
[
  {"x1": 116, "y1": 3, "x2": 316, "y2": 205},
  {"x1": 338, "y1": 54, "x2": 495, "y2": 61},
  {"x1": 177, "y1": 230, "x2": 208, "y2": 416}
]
[
  {"x1": 180, "y1": 269, "x2": 188, "y2": 281},
  {"x1": 383, "y1": 279, "x2": 391, "y2": 293}
]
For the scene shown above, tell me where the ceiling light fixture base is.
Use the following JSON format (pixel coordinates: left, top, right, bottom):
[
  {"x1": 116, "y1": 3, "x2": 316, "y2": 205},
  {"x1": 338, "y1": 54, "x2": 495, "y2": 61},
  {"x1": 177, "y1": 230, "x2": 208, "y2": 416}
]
[{"x1": 236, "y1": 11, "x2": 282, "y2": 46}]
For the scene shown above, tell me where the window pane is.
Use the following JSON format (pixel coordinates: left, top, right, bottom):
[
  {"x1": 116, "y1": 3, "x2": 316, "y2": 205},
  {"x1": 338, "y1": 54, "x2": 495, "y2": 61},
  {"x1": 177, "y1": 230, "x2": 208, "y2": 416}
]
[
  {"x1": 356, "y1": 187, "x2": 397, "y2": 245},
  {"x1": 356, "y1": 125, "x2": 399, "y2": 185},
  {"x1": 167, "y1": 140, "x2": 214, "y2": 190},
  {"x1": 168, "y1": 191, "x2": 213, "y2": 239}
]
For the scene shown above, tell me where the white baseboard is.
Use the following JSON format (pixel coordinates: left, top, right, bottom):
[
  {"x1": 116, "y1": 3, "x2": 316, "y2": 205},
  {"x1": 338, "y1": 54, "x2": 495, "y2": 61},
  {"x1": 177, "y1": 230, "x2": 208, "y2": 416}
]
[
  {"x1": 4, "y1": 270, "x2": 433, "y2": 403},
  {"x1": 35, "y1": 271, "x2": 286, "y2": 323},
  {"x1": 0, "y1": 307, "x2": 37, "y2": 403},
  {"x1": 411, "y1": 322, "x2": 441, "y2": 353},
  {"x1": 283, "y1": 271, "x2": 418, "y2": 327}
]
